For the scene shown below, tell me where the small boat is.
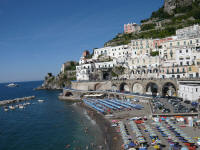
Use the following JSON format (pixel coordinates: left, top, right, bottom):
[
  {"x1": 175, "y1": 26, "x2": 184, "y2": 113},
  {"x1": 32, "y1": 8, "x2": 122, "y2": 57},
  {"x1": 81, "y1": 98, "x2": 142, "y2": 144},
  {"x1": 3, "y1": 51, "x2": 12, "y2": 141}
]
[
  {"x1": 19, "y1": 105, "x2": 24, "y2": 109},
  {"x1": 9, "y1": 105, "x2": 15, "y2": 110},
  {"x1": 4, "y1": 106, "x2": 9, "y2": 112},
  {"x1": 38, "y1": 100, "x2": 44, "y2": 103},
  {"x1": 7, "y1": 83, "x2": 18, "y2": 87}
]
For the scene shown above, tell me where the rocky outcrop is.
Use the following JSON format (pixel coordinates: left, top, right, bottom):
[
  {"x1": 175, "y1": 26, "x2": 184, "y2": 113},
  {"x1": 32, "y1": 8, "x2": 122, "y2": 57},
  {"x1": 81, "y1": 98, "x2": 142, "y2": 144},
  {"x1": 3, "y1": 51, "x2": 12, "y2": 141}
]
[
  {"x1": 164, "y1": 0, "x2": 194, "y2": 14},
  {"x1": 37, "y1": 72, "x2": 74, "y2": 90}
]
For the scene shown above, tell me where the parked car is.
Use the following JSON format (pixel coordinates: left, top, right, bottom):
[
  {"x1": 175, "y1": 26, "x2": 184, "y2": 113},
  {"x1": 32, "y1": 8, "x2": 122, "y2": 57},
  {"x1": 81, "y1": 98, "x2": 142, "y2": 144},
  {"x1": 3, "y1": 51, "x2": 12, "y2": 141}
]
[{"x1": 184, "y1": 100, "x2": 191, "y2": 104}]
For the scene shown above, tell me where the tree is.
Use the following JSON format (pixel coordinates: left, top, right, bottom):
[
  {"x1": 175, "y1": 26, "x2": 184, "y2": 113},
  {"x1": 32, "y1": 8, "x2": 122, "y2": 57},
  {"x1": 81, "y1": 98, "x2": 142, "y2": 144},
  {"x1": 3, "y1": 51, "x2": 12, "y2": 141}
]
[{"x1": 48, "y1": 73, "x2": 52, "y2": 77}]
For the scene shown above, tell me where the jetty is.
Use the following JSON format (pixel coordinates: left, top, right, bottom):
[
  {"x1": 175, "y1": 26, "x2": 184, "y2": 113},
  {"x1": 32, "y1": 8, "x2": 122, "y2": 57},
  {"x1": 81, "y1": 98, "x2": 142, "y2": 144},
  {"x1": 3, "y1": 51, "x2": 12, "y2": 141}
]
[{"x1": 0, "y1": 96, "x2": 35, "y2": 106}]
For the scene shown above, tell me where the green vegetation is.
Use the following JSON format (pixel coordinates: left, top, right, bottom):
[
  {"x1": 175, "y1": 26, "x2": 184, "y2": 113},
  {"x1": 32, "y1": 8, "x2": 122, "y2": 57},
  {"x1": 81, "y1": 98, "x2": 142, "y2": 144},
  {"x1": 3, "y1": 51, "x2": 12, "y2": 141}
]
[
  {"x1": 141, "y1": 23, "x2": 156, "y2": 31},
  {"x1": 47, "y1": 73, "x2": 52, "y2": 77},
  {"x1": 104, "y1": 27, "x2": 176, "y2": 47},
  {"x1": 112, "y1": 66, "x2": 125, "y2": 76},
  {"x1": 151, "y1": 7, "x2": 172, "y2": 19},
  {"x1": 111, "y1": 71, "x2": 118, "y2": 77},
  {"x1": 150, "y1": 51, "x2": 159, "y2": 56},
  {"x1": 65, "y1": 61, "x2": 78, "y2": 71},
  {"x1": 104, "y1": 0, "x2": 200, "y2": 47}
]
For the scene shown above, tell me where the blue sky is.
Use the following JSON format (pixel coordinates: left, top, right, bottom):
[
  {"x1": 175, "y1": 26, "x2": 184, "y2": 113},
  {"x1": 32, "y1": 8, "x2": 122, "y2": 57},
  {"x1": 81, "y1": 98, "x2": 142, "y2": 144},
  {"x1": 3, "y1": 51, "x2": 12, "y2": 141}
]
[{"x1": 0, "y1": 0, "x2": 163, "y2": 83}]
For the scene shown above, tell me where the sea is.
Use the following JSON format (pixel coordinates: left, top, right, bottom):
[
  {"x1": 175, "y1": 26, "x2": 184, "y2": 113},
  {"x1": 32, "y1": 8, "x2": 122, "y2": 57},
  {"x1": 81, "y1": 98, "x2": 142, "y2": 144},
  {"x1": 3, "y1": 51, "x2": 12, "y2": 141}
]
[{"x1": 0, "y1": 81, "x2": 105, "y2": 150}]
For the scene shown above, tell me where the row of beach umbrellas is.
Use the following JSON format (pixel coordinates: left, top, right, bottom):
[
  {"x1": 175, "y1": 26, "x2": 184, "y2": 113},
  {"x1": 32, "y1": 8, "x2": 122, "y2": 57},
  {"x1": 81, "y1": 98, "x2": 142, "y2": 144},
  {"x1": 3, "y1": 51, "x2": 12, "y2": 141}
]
[
  {"x1": 165, "y1": 120, "x2": 196, "y2": 144},
  {"x1": 130, "y1": 121, "x2": 145, "y2": 144}
]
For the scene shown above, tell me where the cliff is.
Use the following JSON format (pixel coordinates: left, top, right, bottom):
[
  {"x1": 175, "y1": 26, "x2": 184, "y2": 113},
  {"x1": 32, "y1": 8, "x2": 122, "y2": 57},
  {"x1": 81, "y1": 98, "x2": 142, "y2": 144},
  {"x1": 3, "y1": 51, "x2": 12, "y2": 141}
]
[
  {"x1": 164, "y1": 0, "x2": 194, "y2": 14},
  {"x1": 37, "y1": 61, "x2": 78, "y2": 90}
]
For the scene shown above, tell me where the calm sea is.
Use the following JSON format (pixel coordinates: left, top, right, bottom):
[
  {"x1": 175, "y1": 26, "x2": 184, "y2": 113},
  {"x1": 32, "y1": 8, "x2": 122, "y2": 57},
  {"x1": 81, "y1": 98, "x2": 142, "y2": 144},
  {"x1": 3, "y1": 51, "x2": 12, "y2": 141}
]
[{"x1": 0, "y1": 81, "x2": 105, "y2": 150}]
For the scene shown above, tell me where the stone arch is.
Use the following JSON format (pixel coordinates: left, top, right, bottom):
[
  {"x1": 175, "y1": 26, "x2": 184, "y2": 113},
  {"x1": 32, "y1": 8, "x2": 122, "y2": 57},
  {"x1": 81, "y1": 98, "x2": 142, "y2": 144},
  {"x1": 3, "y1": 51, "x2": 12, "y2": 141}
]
[
  {"x1": 146, "y1": 82, "x2": 158, "y2": 96},
  {"x1": 119, "y1": 82, "x2": 130, "y2": 93},
  {"x1": 94, "y1": 83, "x2": 101, "y2": 91},
  {"x1": 65, "y1": 92, "x2": 73, "y2": 97},
  {"x1": 111, "y1": 84, "x2": 118, "y2": 92},
  {"x1": 103, "y1": 72, "x2": 110, "y2": 80},
  {"x1": 132, "y1": 83, "x2": 144, "y2": 94},
  {"x1": 162, "y1": 82, "x2": 177, "y2": 97},
  {"x1": 153, "y1": 68, "x2": 158, "y2": 73}
]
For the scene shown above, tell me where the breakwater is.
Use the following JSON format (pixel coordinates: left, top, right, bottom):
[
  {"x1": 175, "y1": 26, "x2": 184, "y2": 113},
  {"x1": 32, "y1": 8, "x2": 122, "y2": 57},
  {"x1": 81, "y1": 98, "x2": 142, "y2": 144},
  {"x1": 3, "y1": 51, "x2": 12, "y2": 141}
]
[{"x1": 0, "y1": 96, "x2": 35, "y2": 106}]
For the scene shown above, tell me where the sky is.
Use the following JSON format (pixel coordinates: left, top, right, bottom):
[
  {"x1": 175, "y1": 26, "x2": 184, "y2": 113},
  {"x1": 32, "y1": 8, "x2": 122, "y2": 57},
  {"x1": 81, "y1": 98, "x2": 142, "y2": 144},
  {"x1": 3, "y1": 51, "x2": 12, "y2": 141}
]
[{"x1": 0, "y1": 0, "x2": 164, "y2": 83}]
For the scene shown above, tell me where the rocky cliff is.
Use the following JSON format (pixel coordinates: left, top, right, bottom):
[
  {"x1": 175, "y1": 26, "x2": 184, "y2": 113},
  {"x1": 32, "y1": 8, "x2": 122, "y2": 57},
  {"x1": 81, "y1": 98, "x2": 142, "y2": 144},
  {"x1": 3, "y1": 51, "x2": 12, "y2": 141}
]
[
  {"x1": 37, "y1": 61, "x2": 77, "y2": 90},
  {"x1": 164, "y1": 0, "x2": 194, "y2": 14}
]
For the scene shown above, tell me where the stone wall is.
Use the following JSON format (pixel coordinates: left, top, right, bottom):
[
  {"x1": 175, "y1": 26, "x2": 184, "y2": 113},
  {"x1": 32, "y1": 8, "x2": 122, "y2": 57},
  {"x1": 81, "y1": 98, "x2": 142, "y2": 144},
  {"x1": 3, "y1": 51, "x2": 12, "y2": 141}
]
[{"x1": 71, "y1": 81, "x2": 112, "y2": 91}]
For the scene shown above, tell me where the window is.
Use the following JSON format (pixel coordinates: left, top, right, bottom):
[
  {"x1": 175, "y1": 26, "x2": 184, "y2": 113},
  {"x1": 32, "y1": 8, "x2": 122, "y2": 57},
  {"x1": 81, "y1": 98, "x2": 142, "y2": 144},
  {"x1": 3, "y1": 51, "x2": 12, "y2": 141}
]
[
  {"x1": 183, "y1": 68, "x2": 185, "y2": 73},
  {"x1": 189, "y1": 67, "x2": 192, "y2": 71},
  {"x1": 196, "y1": 39, "x2": 199, "y2": 43},
  {"x1": 187, "y1": 61, "x2": 190, "y2": 65},
  {"x1": 190, "y1": 40, "x2": 192, "y2": 44},
  {"x1": 177, "y1": 42, "x2": 180, "y2": 46},
  {"x1": 177, "y1": 68, "x2": 179, "y2": 73},
  {"x1": 180, "y1": 62, "x2": 183, "y2": 66},
  {"x1": 170, "y1": 50, "x2": 173, "y2": 58},
  {"x1": 186, "y1": 49, "x2": 188, "y2": 53},
  {"x1": 172, "y1": 69, "x2": 174, "y2": 73},
  {"x1": 179, "y1": 50, "x2": 182, "y2": 53},
  {"x1": 196, "y1": 88, "x2": 198, "y2": 92},
  {"x1": 184, "y1": 41, "x2": 186, "y2": 45},
  {"x1": 170, "y1": 43, "x2": 172, "y2": 47}
]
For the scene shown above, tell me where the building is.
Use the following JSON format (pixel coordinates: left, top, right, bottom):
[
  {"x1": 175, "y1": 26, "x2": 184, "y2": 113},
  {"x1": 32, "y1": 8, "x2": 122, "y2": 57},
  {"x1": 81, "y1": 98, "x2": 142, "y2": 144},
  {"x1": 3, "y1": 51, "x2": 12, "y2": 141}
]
[
  {"x1": 124, "y1": 23, "x2": 141, "y2": 34},
  {"x1": 176, "y1": 24, "x2": 200, "y2": 39},
  {"x1": 178, "y1": 81, "x2": 200, "y2": 102},
  {"x1": 76, "y1": 24, "x2": 200, "y2": 81}
]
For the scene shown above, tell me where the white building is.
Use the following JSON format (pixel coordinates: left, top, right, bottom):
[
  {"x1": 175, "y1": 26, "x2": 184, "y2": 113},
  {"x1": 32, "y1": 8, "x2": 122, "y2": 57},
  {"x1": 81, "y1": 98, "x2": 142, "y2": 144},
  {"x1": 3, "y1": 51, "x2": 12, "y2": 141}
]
[
  {"x1": 178, "y1": 82, "x2": 200, "y2": 102},
  {"x1": 76, "y1": 64, "x2": 93, "y2": 81},
  {"x1": 94, "y1": 61, "x2": 115, "y2": 69},
  {"x1": 92, "y1": 45, "x2": 130, "y2": 60},
  {"x1": 176, "y1": 24, "x2": 200, "y2": 39}
]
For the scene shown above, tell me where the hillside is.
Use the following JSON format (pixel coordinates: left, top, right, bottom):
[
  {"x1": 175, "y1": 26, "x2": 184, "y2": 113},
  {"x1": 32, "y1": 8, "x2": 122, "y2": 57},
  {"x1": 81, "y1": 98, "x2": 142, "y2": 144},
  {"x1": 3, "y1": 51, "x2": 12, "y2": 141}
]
[{"x1": 104, "y1": 0, "x2": 200, "y2": 47}]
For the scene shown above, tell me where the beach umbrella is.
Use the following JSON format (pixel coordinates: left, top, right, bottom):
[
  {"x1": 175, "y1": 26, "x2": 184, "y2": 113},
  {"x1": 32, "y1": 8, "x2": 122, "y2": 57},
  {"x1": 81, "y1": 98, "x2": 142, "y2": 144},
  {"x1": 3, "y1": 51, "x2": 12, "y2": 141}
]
[{"x1": 129, "y1": 141, "x2": 136, "y2": 147}]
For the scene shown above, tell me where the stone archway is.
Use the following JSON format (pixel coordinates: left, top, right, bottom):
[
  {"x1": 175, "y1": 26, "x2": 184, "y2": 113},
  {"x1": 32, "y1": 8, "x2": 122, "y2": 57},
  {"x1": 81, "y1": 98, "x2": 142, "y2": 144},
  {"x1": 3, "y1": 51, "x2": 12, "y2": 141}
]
[
  {"x1": 132, "y1": 83, "x2": 143, "y2": 94},
  {"x1": 111, "y1": 84, "x2": 118, "y2": 92},
  {"x1": 146, "y1": 82, "x2": 158, "y2": 96},
  {"x1": 94, "y1": 83, "x2": 101, "y2": 91},
  {"x1": 162, "y1": 82, "x2": 177, "y2": 97},
  {"x1": 119, "y1": 82, "x2": 130, "y2": 93},
  {"x1": 103, "y1": 72, "x2": 110, "y2": 80},
  {"x1": 65, "y1": 92, "x2": 73, "y2": 97}
]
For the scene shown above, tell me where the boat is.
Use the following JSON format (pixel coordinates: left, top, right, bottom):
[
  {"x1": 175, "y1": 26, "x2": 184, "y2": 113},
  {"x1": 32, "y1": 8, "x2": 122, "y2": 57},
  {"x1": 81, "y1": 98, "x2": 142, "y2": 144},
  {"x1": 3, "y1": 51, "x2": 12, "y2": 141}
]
[
  {"x1": 9, "y1": 105, "x2": 15, "y2": 110},
  {"x1": 4, "y1": 106, "x2": 9, "y2": 112},
  {"x1": 19, "y1": 105, "x2": 24, "y2": 109},
  {"x1": 38, "y1": 99, "x2": 44, "y2": 103},
  {"x1": 7, "y1": 83, "x2": 18, "y2": 87}
]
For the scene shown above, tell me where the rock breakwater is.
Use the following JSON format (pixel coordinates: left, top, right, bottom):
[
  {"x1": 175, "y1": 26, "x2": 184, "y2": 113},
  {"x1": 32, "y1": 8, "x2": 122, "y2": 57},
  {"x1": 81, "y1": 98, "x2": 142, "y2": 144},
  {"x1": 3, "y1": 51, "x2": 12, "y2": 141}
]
[{"x1": 0, "y1": 96, "x2": 35, "y2": 106}]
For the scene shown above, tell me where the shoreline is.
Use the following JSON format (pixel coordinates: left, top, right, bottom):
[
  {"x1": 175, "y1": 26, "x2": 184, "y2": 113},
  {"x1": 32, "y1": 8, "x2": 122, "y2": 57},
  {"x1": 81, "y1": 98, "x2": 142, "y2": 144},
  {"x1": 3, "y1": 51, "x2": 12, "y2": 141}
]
[{"x1": 77, "y1": 102, "x2": 123, "y2": 150}]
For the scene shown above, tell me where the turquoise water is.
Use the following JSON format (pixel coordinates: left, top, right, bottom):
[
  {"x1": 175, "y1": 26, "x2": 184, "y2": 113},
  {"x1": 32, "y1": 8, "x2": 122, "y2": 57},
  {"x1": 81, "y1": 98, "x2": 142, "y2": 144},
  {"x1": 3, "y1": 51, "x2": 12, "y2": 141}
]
[{"x1": 0, "y1": 81, "x2": 105, "y2": 150}]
